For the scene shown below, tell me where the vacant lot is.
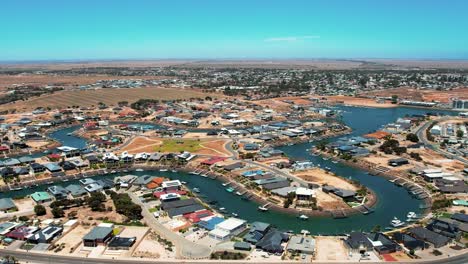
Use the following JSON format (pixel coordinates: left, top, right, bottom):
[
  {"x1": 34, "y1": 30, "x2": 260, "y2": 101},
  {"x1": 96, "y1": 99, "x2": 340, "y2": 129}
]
[
  {"x1": 363, "y1": 87, "x2": 468, "y2": 103},
  {"x1": 154, "y1": 139, "x2": 202, "y2": 153},
  {"x1": 0, "y1": 87, "x2": 219, "y2": 111}
]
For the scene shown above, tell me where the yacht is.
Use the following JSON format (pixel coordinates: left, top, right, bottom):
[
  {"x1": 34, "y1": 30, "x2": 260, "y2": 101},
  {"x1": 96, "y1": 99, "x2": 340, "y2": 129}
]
[
  {"x1": 159, "y1": 169, "x2": 168, "y2": 172},
  {"x1": 390, "y1": 217, "x2": 405, "y2": 228},
  {"x1": 298, "y1": 215, "x2": 309, "y2": 220},
  {"x1": 407, "y1": 212, "x2": 417, "y2": 219},
  {"x1": 193, "y1": 188, "x2": 200, "y2": 193},
  {"x1": 258, "y1": 206, "x2": 269, "y2": 212}
]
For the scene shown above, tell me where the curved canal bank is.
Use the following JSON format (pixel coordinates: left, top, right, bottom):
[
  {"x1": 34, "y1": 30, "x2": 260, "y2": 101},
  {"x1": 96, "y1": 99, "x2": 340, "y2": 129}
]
[{"x1": 1, "y1": 105, "x2": 458, "y2": 234}]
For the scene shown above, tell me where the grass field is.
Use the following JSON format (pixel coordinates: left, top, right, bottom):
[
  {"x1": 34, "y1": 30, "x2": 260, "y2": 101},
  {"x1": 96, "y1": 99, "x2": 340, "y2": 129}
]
[
  {"x1": 0, "y1": 87, "x2": 220, "y2": 111},
  {"x1": 154, "y1": 139, "x2": 202, "y2": 153}
]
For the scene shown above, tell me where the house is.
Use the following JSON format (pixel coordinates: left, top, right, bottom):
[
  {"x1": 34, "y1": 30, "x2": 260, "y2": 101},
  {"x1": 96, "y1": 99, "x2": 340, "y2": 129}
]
[
  {"x1": 295, "y1": 187, "x2": 315, "y2": 200},
  {"x1": 222, "y1": 162, "x2": 244, "y2": 171},
  {"x1": 388, "y1": 158, "x2": 409, "y2": 167},
  {"x1": 427, "y1": 219, "x2": 461, "y2": 239},
  {"x1": 85, "y1": 183, "x2": 103, "y2": 193},
  {"x1": 83, "y1": 226, "x2": 114, "y2": 247},
  {"x1": 30, "y1": 163, "x2": 46, "y2": 173},
  {"x1": 286, "y1": 235, "x2": 315, "y2": 255},
  {"x1": 6, "y1": 225, "x2": 39, "y2": 241},
  {"x1": 392, "y1": 232, "x2": 427, "y2": 251},
  {"x1": 47, "y1": 185, "x2": 69, "y2": 199},
  {"x1": 65, "y1": 184, "x2": 88, "y2": 198},
  {"x1": 0, "y1": 222, "x2": 22, "y2": 236},
  {"x1": 243, "y1": 222, "x2": 271, "y2": 244},
  {"x1": 345, "y1": 232, "x2": 373, "y2": 253},
  {"x1": 367, "y1": 233, "x2": 401, "y2": 254},
  {"x1": 198, "y1": 217, "x2": 225, "y2": 231},
  {"x1": 208, "y1": 218, "x2": 247, "y2": 241},
  {"x1": 255, "y1": 229, "x2": 289, "y2": 253},
  {"x1": 30, "y1": 191, "x2": 53, "y2": 204},
  {"x1": 0, "y1": 198, "x2": 16, "y2": 212},
  {"x1": 28, "y1": 226, "x2": 63, "y2": 244},
  {"x1": 451, "y1": 213, "x2": 468, "y2": 223},
  {"x1": 161, "y1": 180, "x2": 182, "y2": 191},
  {"x1": 407, "y1": 227, "x2": 451, "y2": 248},
  {"x1": 107, "y1": 236, "x2": 137, "y2": 250}
]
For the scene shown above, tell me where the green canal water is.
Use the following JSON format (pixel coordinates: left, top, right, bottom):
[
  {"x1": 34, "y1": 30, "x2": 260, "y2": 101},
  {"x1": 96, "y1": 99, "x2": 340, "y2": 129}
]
[{"x1": 0, "y1": 106, "x2": 457, "y2": 234}]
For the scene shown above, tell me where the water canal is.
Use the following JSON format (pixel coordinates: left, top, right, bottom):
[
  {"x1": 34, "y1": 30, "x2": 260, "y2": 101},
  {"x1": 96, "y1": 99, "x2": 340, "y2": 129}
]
[{"x1": 0, "y1": 106, "x2": 457, "y2": 234}]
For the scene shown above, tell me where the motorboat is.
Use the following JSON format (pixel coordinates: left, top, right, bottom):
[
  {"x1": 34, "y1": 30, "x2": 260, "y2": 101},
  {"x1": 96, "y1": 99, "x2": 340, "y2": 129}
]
[
  {"x1": 159, "y1": 169, "x2": 168, "y2": 172},
  {"x1": 390, "y1": 217, "x2": 405, "y2": 228},
  {"x1": 407, "y1": 212, "x2": 417, "y2": 219},
  {"x1": 298, "y1": 215, "x2": 309, "y2": 220},
  {"x1": 258, "y1": 206, "x2": 269, "y2": 212},
  {"x1": 193, "y1": 188, "x2": 200, "y2": 193}
]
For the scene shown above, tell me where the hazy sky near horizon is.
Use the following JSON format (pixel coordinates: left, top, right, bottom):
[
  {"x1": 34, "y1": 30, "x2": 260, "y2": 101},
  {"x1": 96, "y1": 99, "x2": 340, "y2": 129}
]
[{"x1": 2, "y1": 0, "x2": 468, "y2": 60}]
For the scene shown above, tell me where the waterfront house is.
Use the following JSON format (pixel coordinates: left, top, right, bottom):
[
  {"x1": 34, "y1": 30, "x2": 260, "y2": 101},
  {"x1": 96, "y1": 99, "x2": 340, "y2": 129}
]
[
  {"x1": 427, "y1": 219, "x2": 462, "y2": 239},
  {"x1": 198, "y1": 217, "x2": 225, "y2": 231},
  {"x1": 44, "y1": 163, "x2": 62, "y2": 173},
  {"x1": 255, "y1": 229, "x2": 289, "y2": 253},
  {"x1": 451, "y1": 213, "x2": 468, "y2": 223},
  {"x1": 161, "y1": 180, "x2": 182, "y2": 191},
  {"x1": 0, "y1": 198, "x2": 16, "y2": 212},
  {"x1": 208, "y1": 218, "x2": 247, "y2": 241},
  {"x1": 30, "y1": 191, "x2": 53, "y2": 204},
  {"x1": 84, "y1": 182, "x2": 103, "y2": 193},
  {"x1": 392, "y1": 232, "x2": 427, "y2": 251},
  {"x1": 83, "y1": 225, "x2": 114, "y2": 247},
  {"x1": 367, "y1": 233, "x2": 401, "y2": 254},
  {"x1": 345, "y1": 232, "x2": 373, "y2": 253},
  {"x1": 28, "y1": 226, "x2": 63, "y2": 244},
  {"x1": 243, "y1": 222, "x2": 271, "y2": 244},
  {"x1": 286, "y1": 235, "x2": 315, "y2": 255},
  {"x1": 65, "y1": 184, "x2": 88, "y2": 198},
  {"x1": 47, "y1": 185, "x2": 69, "y2": 199},
  {"x1": 30, "y1": 163, "x2": 46, "y2": 173},
  {"x1": 407, "y1": 227, "x2": 451, "y2": 248}
]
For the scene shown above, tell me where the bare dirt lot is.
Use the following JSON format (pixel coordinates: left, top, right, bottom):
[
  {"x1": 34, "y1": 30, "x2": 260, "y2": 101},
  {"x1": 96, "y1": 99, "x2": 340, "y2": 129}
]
[
  {"x1": 315, "y1": 236, "x2": 348, "y2": 262},
  {"x1": 293, "y1": 168, "x2": 358, "y2": 191},
  {"x1": 363, "y1": 87, "x2": 468, "y2": 103},
  {"x1": 0, "y1": 87, "x2": 219, "y2": 111}
]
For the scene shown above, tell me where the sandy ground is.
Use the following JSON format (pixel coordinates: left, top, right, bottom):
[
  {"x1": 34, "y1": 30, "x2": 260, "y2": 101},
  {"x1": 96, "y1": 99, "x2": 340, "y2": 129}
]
[
  {"x1": 315, "y1": 189, "x2": 350, "y2": 210},
  {"x1": 315, "y1": 236, "x2": 349, "y2": 262},
  {"x1": 294, "y1": 168, "x2": 358, "y2": 191},
  {"x1": 321, "y1": 95, "x2": 396, "y2": 108},
  {"x1": 12, "y1": 198, "x2": 35, "y2": 212},
  {"x1": 0, "y1": 87, "x2": 219, "y2": 111},
  {"x1": 53, "y1": 225, "x2": 91, "y2": 255},
  {"x1": 119, "y1": 137, "x2": 163, "y2": 154},
  {"x1": 363, "y1": 87, "x2": 468, "y2": 103},
  {"x1": 133, "y1": 232, "x2": 176, "y2": 260}
]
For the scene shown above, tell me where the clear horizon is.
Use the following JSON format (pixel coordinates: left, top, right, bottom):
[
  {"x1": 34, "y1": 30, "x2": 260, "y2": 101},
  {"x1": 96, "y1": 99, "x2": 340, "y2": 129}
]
[{"x1": 2, "y1": 0, "x2": 468, "y2": 61}]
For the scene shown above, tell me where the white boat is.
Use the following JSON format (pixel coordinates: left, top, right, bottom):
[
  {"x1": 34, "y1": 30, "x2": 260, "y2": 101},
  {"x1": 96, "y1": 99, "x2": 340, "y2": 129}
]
[
  {"x1": 298, "y1": 215, "x2": 309, "y2": 220},
  {"x1": 181, "y1": 181, "x2": 187, "y2": 184},
  {"x1": 258, "y1": 206, "x2": 269, "y2": 212},
  {"x1": 236, "y1": 191, "x2": 242, "y2": 196},
  {"x1": 332, "y1": 160, "x2": 338, "y2": 164},
  {"x1": 231, "y1": 213, "x2": 238, "y2": 217},
  {"x1": 136, "y1": 168, "x2": 144, "y2": 172},
  {"x1": 159, "y1": 169, "x2": 168, "y2": 172},
  {"x1": 193, "y1": 188, "x2": 200, "y2": 193},
  {"x1": 323, "y1": 157, "x2": 329, "y2": 160},
  {"x1": 390, "y1": 217, "x2": 405, "y2": 227},
  {"x1": 407, "y1": 212, "x2": 417, "y2": 219},
  {"x1": 222, "y1": 182, "x2": 229, "y2": 186},
  {"x1": 300, "y1": 229, "x2": 310, "y2": 235},
  {"x1": 171, "y1": 170, "x2": 177, "y2": 173}
]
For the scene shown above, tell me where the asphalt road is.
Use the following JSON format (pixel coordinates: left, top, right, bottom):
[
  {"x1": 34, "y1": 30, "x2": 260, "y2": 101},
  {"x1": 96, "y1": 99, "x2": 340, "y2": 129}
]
[
  {"x1": 415, "y1": 118, "x2": 468, "y2": 165},
  {"x1": 128, "y1": 192, "x2": 212, "y2": 259},
  {"x1": 1, "y1": 248, "x2": 467, "y2": 264}
]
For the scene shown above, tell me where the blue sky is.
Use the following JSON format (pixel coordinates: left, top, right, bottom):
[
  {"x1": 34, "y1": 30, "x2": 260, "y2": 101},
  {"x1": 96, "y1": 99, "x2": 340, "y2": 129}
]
[{"x1": 1, "y1": 0, "x2": 468, "y2": 60}]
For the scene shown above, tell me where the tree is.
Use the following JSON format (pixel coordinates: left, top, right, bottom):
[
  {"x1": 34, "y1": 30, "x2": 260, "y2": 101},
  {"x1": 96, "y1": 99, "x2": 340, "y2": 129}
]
[
  {"x1": 51, "y1": 207, "x2": 64, "y2": 218},
  {"x1": 34, "y1": 204, "x2": 46, "y2": 216},
  {"x1": 406, "y1": 133, "x2": 419, "y2": 143},
  {"x1": 457, "y1": 129, "x2": 464, "y2": 138},
  {"x1": 391, "y1": 95, "x2": 398, "y2": 104}
]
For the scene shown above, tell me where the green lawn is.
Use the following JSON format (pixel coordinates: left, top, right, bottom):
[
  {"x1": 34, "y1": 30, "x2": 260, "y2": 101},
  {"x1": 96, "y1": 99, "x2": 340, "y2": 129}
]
[{"x1": 154, "y1": 139, "x2": 202, "y2": 153}]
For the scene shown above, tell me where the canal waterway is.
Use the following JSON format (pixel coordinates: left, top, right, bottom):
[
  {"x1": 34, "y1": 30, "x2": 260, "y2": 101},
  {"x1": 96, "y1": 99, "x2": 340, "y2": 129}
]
[{"x1": 0, "y1": 106, "x2": 457, "y2": 234}]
